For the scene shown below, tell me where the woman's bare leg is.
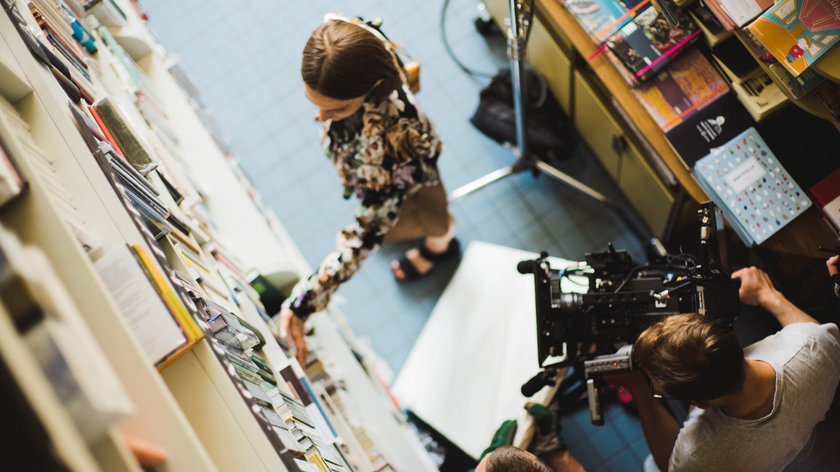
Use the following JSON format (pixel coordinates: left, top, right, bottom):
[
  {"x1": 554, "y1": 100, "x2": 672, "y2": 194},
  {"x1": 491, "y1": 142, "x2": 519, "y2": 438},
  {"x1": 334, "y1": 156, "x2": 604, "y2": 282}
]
[{"x1": 392, "y1": 211, "x2": 456, "y2": 280}]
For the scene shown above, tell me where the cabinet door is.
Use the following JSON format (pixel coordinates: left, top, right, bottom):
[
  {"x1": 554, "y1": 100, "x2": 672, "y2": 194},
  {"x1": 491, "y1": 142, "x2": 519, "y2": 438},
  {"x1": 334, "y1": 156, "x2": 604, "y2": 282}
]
[
  {"x1": 573, "y1": 72, "x2": 621, "y2": 178},
  {"x1": 527, "y1": 18, "x2": 573, "y2": 115},
  {"x1": 618, "y1": 144, "x2": 675, "y2": 238},
  {"x1": 574, "y1": 72, "x2": 674, "y2": 237}
]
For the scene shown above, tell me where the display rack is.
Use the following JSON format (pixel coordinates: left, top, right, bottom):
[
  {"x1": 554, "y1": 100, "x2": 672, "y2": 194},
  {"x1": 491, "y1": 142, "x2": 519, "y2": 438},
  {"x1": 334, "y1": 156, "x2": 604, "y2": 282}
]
[{"x1": 0, "y1": 0, "x2": 439, "y2": 471}]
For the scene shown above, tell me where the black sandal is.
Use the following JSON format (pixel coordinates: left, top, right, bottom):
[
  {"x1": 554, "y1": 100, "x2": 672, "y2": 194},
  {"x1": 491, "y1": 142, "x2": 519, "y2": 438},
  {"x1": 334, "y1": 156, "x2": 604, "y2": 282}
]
[{"x1": 395, "y1": 238, "x2": 460, "y2": 282}]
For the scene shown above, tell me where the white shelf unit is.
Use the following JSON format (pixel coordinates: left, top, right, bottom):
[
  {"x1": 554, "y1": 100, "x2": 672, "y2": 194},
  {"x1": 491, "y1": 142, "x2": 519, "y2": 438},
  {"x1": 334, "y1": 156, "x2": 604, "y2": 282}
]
[
  {"x1": 0, "y1": 8, "x2": 218, "y2": 472},
  {"x1": 1, "y1": 0, "x2": 443, "y2": 470},
  {"x1": 0, "y1": 303, "x2": 103, "y2": 472}
]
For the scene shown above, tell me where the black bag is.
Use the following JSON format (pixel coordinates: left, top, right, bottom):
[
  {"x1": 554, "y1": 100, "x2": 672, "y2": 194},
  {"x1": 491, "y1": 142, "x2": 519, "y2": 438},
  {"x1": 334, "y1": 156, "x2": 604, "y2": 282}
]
[{"x1": 470, "y1": 69, "x2": 575, "y2": 161}]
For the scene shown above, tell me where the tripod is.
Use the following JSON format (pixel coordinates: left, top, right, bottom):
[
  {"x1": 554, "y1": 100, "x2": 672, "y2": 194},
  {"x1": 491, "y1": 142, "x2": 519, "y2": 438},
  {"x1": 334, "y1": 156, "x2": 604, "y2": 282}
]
[{"x1": 448, "y1": 0, "x2": 637, "y2": 238}]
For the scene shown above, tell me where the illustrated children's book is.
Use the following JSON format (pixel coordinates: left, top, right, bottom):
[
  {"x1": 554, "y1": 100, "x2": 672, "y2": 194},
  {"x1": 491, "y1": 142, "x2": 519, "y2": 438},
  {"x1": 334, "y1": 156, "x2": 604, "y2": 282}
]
[
  {"x1": 692, "y1": 127, "x2": 812, "y2": 246},
  {"x1": 747, "y1": 0, "x2": 840, "y2": 76}
]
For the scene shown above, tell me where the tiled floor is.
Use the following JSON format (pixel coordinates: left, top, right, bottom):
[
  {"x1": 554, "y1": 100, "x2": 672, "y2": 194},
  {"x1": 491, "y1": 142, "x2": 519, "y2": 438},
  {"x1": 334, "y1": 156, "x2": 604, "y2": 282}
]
[{"x1": 142, "y1": 1, "x2": 671, "y2": 470}]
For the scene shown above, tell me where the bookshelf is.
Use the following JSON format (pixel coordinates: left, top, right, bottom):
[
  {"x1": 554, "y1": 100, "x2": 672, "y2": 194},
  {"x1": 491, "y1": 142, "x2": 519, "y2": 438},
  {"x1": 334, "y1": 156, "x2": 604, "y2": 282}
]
[
  {"x1": 0, "y1": 301, "x2": 104, "y2": 472},
  {"x1": 0, "y1": 1, "x2": 441, "y2": 471},
  {"x1": 485, "y1": 0, "x2": 838, "y2": 259}
]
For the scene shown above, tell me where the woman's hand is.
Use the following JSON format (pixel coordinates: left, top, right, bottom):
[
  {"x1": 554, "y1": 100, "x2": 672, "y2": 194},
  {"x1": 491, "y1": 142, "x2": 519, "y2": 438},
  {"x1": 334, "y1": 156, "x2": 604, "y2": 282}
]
[{"x1": 279, "y1": 307, "x2": 308, "y2": 367}]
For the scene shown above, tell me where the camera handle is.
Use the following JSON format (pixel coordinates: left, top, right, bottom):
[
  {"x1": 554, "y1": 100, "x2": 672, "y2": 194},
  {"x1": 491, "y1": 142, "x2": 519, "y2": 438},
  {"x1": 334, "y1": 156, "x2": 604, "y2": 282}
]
[{"x1": 521, "y1": 359, "x2": 577, "y2": 397}]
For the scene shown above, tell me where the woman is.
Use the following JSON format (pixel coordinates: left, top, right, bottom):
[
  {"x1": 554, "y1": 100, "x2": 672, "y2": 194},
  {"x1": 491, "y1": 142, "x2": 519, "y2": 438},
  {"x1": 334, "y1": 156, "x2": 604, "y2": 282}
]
[{"x1": 279, "y1": 18, "x2": 459, "y2": 365}]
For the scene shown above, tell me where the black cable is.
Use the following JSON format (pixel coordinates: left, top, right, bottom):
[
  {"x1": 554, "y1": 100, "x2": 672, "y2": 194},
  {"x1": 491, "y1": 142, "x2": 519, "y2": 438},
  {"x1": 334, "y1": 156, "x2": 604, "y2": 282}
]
[{"x1": 441, "y1": 0, "x2": 496, "y2": 78}]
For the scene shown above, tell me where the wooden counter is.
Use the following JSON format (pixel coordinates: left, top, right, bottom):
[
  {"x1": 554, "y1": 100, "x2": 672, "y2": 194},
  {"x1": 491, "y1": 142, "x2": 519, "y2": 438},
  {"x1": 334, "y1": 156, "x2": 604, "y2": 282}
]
[{"x1": 533, "y1": 0, "x2": 837, "y2": 259}]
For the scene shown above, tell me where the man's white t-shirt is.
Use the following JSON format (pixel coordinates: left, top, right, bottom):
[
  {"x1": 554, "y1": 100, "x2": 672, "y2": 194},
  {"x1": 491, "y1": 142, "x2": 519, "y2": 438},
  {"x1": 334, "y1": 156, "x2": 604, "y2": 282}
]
[{"x1": 665, "y1": 323, "x2": 840, "y2": 472}]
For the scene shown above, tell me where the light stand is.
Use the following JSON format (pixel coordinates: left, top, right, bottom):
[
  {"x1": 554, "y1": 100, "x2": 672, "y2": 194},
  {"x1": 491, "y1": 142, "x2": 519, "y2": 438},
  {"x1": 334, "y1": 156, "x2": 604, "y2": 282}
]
[{"x1": 448, "y1": 0, "x2": 615, "y2": 209}]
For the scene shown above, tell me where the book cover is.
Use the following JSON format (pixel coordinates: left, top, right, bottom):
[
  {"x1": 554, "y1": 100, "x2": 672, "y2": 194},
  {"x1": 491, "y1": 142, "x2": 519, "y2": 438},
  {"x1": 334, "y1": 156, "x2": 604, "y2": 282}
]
[
  {"x1": 768, "y1": 62, "x2": 824, "y2": 97},
  {"x1": 812, "y1": 80, "x2": 840, "y2": 118},
  {"x1": 809, "y1": 167, "x2": 840, "y2": 230},
  {"x1": 747, "y1": 0, "x2": 840, "y2": 76},
  {"x1": 665, "y1": 91, "x2": 755, "y2": 168},
  {"x1": 564, "y1": 0, "x2": 649, "y2": 40},
  {"x1": 693, "y1": 127, "x2": 812, "y2": 245},
  {"x1": 606, "y1": 3, "x2": 701, "y2": 83},
  {"x1": 631, "y1": 48, "x2": 730, "y2": 130},
  {"x1": 717, "y1": 0, "x2": 774, "y2": 27}
]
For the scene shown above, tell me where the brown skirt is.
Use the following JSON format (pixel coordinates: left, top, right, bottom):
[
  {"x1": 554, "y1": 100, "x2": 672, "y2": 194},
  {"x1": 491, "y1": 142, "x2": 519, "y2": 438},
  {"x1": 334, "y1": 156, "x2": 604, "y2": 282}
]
[{"x1": 383, "y1": 183, "x2": 450, "y2": 242}]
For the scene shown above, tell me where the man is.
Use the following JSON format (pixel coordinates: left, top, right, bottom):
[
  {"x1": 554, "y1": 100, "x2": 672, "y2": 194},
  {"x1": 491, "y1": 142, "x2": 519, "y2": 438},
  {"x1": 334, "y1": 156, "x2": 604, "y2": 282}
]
[
  {"x1": 610, "y1": 260, "x2": 840, "y2": 472},
  {"x1": 476, "y1": 446, "x2": 554, "y2": 472}
]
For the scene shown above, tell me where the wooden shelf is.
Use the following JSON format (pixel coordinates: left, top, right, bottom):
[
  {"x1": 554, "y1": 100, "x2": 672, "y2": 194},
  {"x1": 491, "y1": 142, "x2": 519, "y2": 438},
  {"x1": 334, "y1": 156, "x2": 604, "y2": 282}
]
[{"x1": 813, "y1": 48, "x2": 840, "y2": 84}]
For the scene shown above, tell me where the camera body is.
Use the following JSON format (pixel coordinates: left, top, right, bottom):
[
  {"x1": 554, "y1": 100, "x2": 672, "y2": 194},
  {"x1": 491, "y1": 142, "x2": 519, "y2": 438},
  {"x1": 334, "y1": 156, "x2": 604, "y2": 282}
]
[{"x1": 519, "y1": 202, "x2": 742, "y2": 424}]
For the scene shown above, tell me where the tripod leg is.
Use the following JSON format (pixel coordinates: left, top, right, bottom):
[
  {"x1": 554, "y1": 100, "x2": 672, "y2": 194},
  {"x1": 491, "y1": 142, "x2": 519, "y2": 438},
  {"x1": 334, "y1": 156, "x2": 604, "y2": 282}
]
[
  {"x1": 533, "y1": 160, "x2": 614, "y2": 207},
  {"x1": 448, "y1": 165, "x2": 517, "y2": 203}
]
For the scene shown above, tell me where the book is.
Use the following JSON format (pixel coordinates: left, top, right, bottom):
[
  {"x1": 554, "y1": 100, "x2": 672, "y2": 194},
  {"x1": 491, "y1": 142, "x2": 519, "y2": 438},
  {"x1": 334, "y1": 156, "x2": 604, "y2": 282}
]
[
  {"x1": 729, "y1": 71, "x2": 789, "y2": 121},
  {"x1": 0, "y1": 134, "x2": 25, "y2": 208},
  {"x1": 606, "y1": 2, "x2": 701, "y2": 84},
  {"x1": 95, "y1": 244, "x2": 192, "y2": 364},
  {"x1": 92, "y1": 97, "x2": 158, "y2": 174},
  {"x1": 767, "y1": 63, "x2": 824, "y2": 98},
  {"x1": 631, "y1": 48, "x2": 730, "y2": 131},
  {"x1": 812, "y1": 80, "x2": 840, "y2": 119},
  {"x1": 692, "y1": 127, "x2": 812, "y2": 246},
  {"x1": 737, "y1": 29, "x2": 776, "y2": 63},
  {"x1": 747, "y1": 0, "x2": 840, "y2": 77},
  {"x1": 809, "y1": 167, "x2": 840, "y2": 231},
  {"x1": 688, "y1": 2, "x2": 734, "y2": 46},
  {"x1": 0, "y1": 229, "x2": 134, "y2": 442},
  {"x1": 716, "y1": 0, "x2": 774, "y2": 27},
  {"x1": 564, "y1": 0, "x2": 650, "y2": 41},
  {"x1": 665, "y1": 91, "x2": 755, "y2": 168}
]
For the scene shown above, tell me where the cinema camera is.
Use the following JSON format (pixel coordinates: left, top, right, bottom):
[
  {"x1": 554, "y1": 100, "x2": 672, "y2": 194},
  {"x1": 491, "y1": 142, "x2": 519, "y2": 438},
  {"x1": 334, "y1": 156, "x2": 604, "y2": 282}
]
[{"x1": 518, "y1": 202, "x2": 742, "y2": 425}]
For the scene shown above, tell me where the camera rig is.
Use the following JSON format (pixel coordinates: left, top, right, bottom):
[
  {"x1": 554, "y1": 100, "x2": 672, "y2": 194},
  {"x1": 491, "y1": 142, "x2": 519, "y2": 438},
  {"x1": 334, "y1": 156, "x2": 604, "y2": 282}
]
[{"x1": 518, "y1": 202, "x2": 741, "y2": 425}]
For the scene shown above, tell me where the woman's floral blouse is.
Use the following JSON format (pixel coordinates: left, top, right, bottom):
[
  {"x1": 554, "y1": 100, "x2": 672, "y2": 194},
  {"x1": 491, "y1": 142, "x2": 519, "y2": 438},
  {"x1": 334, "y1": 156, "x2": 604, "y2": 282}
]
[{"x1": 283, "y1": 86, "x2": 443, "y2": 319}]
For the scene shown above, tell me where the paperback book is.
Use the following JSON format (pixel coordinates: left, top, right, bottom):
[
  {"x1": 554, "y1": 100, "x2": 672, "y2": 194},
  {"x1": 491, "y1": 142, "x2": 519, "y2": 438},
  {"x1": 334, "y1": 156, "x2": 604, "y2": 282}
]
[
  {"x1": 747, "y1": 0, "x2": 840, "y2": 76},
  {"x1": 729, "y1": 71, "x2": 789, "y2": 121},
  {"x1": 631, "y1": 48, "x2": 729, "y2": 131},
  {"x1": 692, "y1": 127, "x2": 812, "y2": 246},
  {"x1": 767, "y1": 62, "x2": 824, "y2": 97},
  {"x1": 564, "y1": 0, "x2": 649, "y2": 41},
  {"x1": 605, "y1": 1, "x2": 701, "y2": 84}
]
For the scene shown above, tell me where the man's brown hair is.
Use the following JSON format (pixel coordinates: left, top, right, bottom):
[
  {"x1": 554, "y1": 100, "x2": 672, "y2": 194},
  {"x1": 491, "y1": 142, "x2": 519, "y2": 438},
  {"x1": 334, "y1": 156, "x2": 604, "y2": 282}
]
[
  {"x1": 301, "y1": 20, "x2": 403, "y2": 103},
  {"x1": 633, "y1": 314, "x2": 745, "y2": 401},
  {"x1": 486, "y1": 446, "x2": 552, "y2": 472}
]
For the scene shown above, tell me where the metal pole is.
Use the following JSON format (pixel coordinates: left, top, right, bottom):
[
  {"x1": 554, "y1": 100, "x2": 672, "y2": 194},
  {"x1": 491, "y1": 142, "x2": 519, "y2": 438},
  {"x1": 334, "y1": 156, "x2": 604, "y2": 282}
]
[{"x1": 508, "y1": 0, "x2": 528, "y2": 160}]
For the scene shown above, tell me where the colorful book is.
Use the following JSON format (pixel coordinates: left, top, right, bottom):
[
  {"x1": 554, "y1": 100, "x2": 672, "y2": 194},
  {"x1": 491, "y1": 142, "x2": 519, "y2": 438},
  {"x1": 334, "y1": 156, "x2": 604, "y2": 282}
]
[
  {"x1": 692, "y1": 127, "x2": 812, "y2": 246},
  {"x1": 809, "y1": 167, "x2": 840, "y2": 231},
  {"x1": 747, "y1": 0, "x2": 840, "y2": 76},
  {"x1": 564, "y1": 0, "x2": 650, "y2": 41},
  {"x1": 606, "y1": 2, "x2": 701, "y2": 83},
  {"x1": 631, "y1": 48, "x2": 730, "y2": 130}
]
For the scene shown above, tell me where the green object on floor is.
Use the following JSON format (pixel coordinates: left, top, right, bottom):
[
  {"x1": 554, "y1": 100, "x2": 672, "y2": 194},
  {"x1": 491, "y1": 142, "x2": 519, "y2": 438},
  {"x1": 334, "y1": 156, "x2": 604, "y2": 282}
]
[
  {"x1": 467, "y1": 419, "x2": 518, "y2": 471},
  {"x1": 525, "y1": 401, "x2": 567, "y2": 457}
]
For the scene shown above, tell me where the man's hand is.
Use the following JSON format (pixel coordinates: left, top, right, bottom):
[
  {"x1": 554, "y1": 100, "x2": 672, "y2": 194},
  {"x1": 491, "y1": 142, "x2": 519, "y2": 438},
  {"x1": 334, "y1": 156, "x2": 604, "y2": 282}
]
[
  {"x1": 732, "y1": 266, "x2": 819, "y2": 326},
  {"x1": 279, "y1": 307, "x2": 308, "y2": 367},
  {"x1": 731, "y1": 266, "x2": 780, "y2": 307},
  {"x1": 604, "y1": 371, "x2": 649, "y2": 399},
  {"x1": 827, "y1": 255, "x2": 839, "y2": 277}
]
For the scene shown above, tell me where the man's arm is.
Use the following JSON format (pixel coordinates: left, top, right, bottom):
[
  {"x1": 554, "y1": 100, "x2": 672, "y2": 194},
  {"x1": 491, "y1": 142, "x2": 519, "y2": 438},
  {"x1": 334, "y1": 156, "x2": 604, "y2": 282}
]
[
  {"x1": 731, "y1": 267, "x2": 818, "y2": 327},
  {"x1": 605, "y1": 373, "x2": 681, "y2": 472}
]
